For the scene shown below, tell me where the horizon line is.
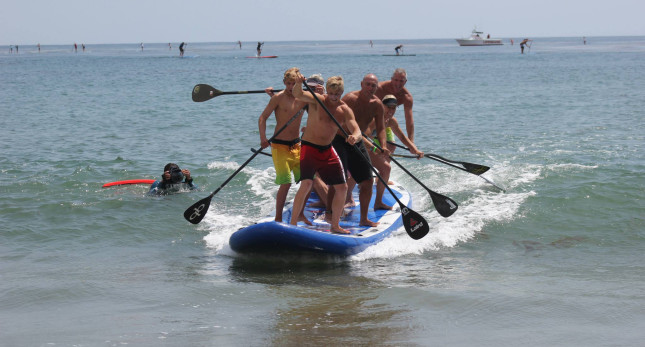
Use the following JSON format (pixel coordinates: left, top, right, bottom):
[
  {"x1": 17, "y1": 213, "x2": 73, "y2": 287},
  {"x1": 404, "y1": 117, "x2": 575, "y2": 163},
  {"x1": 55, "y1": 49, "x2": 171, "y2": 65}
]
[{"x1": 3, "y1": 35, "x2": 643, "y2": 47}]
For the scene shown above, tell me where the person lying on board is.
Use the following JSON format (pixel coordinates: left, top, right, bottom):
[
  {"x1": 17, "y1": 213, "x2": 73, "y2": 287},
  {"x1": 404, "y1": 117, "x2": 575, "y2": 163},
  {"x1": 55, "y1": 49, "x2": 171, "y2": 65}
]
[
  {"x1": 149, "y1": 163, "x2": 197, "y2": 195},
  {"x1": 364, "y1": 94, "x2": 424, "y2": 210}
]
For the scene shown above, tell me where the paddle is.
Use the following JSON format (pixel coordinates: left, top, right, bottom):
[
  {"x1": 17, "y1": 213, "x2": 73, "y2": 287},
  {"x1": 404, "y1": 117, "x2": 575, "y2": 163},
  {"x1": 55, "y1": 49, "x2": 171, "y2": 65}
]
[
  {"x1": 387, "y1": 141, "x2": 489, "y2": 175},
  {"x1": 184, "y1": 108, "x2": 305, "y2": 224},
  {"x1": 388, "y1": 141, "x2": 504, "y2": 191},
  {"x1": 365, "y1": 135, "x2": 459, "y2": 218},
  {"x1": 301, "y1": 83, "x2": 430, "y2": 240},
  {"x1": 251, "y1": 148, "x2": 272, "y2": 158},
  {"x1": 192, "y1": 84, "x2": 283, "y2": 102}
]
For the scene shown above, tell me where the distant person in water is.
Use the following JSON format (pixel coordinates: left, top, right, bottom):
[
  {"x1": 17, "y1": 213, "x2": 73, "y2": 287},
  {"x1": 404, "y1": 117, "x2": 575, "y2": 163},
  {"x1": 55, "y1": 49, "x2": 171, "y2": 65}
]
[
  {"x1": 257, "y1": 42, "x2": 264, "y2": 56},
  {"x1": 37, "y1": 43, "x2": 40, "y2": 52},
  {"x1": 149, "y1": 163, "x2": 196, "y2": 195},
  {"x1": 82, "y1": 44, "x2": 85, "y2": 52},
  {"x1": 179, "y1": 42, "x2": 185, "y2": 57},
  {"x1": 238, "y1": 40, "x2": 242, "y2": 49},
  {"x1": 520, "y1": 38, "x2": 531, "y2": 54},
  {"x1": 395, "y1": 45, "x2": 403, "y2": 55},
  {"x1": 74, "y1": 43, "x2": 77, "y2": 53}
]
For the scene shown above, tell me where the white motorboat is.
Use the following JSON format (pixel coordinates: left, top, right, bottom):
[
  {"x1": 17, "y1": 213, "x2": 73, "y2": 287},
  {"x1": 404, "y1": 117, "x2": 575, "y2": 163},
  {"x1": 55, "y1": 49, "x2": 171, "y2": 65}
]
[{"x1": 456, "y1": 29, "x2": 503, "y2": 46}]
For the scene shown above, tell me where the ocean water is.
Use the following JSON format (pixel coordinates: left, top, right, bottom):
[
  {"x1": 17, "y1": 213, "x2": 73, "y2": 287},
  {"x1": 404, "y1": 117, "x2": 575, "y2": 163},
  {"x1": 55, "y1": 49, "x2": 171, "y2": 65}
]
[{"x1": 1, "y1": 37, "x2": 644, "y2": 346}]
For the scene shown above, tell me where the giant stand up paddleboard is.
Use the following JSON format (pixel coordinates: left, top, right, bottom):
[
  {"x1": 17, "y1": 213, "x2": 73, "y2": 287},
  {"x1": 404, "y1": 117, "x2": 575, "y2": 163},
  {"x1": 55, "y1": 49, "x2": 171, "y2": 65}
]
[
  {"x1": 245, "y1": 56, "x2": 278, "y2": 59},
  {"x1": 229, "y1": 182, "x2": 413, "y2": 256}
]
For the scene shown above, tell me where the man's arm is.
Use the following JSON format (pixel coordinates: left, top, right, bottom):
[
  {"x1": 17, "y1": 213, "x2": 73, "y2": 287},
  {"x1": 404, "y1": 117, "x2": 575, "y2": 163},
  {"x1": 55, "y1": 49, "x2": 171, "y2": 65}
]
[
  {"x1": 343, "y1": 107, "x2": 362, "y2": 145},
  {"x1": 403, "y1": 93, "x2": 414, "y2": 141},
  {"x1": 258, "y1": 96, "x2": 280, "y2": 148},
  {"x1": 292, "y1": 74, "x2": 317, "y2": 104},
  {"x1": 373, "y1": 102, "x2": 390, "y2": 156}
]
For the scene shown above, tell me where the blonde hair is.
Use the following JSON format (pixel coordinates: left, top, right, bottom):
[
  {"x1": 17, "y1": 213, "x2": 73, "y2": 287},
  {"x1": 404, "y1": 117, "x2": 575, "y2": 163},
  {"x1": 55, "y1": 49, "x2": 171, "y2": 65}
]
[
  {"x1": 326, "y1": 76, "x2": 344, "y2": 94},
  {"x1": 283, "y1": 67, "x2": 300, "y2": 82}
]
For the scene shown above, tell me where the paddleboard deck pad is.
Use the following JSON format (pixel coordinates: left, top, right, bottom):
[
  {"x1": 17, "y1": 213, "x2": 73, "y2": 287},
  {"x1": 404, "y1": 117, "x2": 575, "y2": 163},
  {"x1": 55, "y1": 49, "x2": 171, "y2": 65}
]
[{"x1": 229, "y1": 182, "x2": 412, "y2": 256}]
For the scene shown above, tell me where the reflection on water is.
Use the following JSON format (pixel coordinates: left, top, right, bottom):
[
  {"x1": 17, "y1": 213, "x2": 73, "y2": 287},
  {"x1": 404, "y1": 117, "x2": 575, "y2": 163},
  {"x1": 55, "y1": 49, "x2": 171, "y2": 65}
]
[{"x1": 228, "y1": 256, "x2": 413, "y2": 346}]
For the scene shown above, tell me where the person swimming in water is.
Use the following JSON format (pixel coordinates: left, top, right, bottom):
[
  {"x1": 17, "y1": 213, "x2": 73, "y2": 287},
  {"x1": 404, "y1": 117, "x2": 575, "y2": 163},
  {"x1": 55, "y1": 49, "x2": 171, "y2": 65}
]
[{"x1": 148, "y1": 163, "x2": 197, "y2": 195}]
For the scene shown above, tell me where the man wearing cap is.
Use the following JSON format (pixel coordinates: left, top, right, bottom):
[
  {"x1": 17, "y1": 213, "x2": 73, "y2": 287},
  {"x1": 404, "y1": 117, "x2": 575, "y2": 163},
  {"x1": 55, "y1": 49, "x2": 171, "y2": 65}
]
[
  {"x1": 258, "y1": 67, "x2": 308, "y2": 223},
  {"x1": 375, "y1": 68, "x2": 415, "y2": 142},
  {"x1": 330, "y1": 73, "x2": 390, "y2": 227},
  {"x1": 365, "y1": 95, "x2": 424, "y2": 209},
  {"x1": 290, "y1": 73, "x2": 362, "y2": 234}
]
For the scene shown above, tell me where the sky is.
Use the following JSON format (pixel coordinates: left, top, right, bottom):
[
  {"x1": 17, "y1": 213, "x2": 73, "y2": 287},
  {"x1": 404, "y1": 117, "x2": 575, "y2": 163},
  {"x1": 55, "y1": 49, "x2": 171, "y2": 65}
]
[{"x1": 2, "y1": 0, "x2": 644, "y2": 45}]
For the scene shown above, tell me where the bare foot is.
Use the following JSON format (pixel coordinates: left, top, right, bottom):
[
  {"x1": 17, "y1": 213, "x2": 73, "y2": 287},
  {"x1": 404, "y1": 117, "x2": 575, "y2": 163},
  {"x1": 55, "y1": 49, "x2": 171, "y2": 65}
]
[
  {"x1": 330, "y1": 226, "x2": 351, "y2": 234},
  {"x1": 374, "y1": 202, "x2": 394, "y2": 210},
  {"x1": 324, "y1": 211, "x2": 332, "y2": 223},
  {"x1": 298, "y1": 214, "x2": 313, "y2": 226},
  {"x1": 344, "y1": 200, "x2": 356, "y2": 208},
  {"x1": 360, "y1": 219, "x2": 379, "y2": 227}
]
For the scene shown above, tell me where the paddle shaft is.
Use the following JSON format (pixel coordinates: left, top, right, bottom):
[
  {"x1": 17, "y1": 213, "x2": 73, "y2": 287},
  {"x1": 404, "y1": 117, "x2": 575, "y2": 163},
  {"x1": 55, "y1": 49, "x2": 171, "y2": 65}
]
[
  {"x1": 251, "y1": 148, "x2": 272, "y2": 157},
  {"x1": 388, "y1": 141, "x2": 489, "y2": 175},
  {"x1": 388, "y1": 141, "x2": 503, "y2": 190},
  {"x1": 218, "y1": 90, "x2": 283, "y2": 96}
]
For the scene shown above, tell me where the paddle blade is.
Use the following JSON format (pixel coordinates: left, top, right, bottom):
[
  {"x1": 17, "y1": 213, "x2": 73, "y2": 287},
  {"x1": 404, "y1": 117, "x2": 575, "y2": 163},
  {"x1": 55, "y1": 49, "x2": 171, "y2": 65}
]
[
  {"x1": 430, "y1": 192, "x2": 459, "y2": 218},
  {"x1": 184, "y1": 196, "x2": 212, "y2": 224},
  {"x1": 401, "y1": 206, "x2": 430, "y2": 240},
  {"x1": 192, "y1": 84, "x2": 220, "y2": 102},
  {"x1": 461, "y1": 162, "x2": 490, "y2": 175}
]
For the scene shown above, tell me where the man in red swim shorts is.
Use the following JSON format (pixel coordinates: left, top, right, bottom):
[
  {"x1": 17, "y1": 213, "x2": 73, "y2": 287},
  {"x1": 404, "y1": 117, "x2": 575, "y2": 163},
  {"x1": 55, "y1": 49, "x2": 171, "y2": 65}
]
[{"x1": 290, "y1": 73, "x2": 361, "y2": 234}]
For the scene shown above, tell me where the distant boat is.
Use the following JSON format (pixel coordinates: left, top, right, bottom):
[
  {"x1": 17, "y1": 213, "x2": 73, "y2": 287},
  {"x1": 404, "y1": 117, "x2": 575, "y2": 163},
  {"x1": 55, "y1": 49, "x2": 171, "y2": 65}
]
[{"x1": 456, "y1": 29, "x2": 503, "y2": 46}]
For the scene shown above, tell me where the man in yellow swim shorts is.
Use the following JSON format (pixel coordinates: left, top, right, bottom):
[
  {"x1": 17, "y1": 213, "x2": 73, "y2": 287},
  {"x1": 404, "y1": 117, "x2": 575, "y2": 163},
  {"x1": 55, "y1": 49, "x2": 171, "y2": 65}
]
[{"x1": 258, "y1": 67, "x2": 308, "y2": 223}]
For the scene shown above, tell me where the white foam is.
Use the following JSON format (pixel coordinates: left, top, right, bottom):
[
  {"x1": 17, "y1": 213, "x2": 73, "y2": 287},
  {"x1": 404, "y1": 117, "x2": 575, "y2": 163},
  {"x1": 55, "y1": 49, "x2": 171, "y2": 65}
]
[{"x1": 202, "y1": 158, "x2": 544, "y2": 261}]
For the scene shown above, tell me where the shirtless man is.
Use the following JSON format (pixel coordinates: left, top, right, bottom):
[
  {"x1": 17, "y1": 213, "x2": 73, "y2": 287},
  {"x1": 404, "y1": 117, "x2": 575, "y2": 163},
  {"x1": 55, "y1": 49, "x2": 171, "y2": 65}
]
[
  {"x1": 290, "y1": 73, "x2": 361, "y2": 234},
  {"x1": 330, "y1": 73, "x2": 390, "y2": 227},
  {"x1": 375, "y1": 68, "x2": 415, "y2": 142},
  {"x1": 258, "y1": 67, "x2": 308, "y2": 223}
]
